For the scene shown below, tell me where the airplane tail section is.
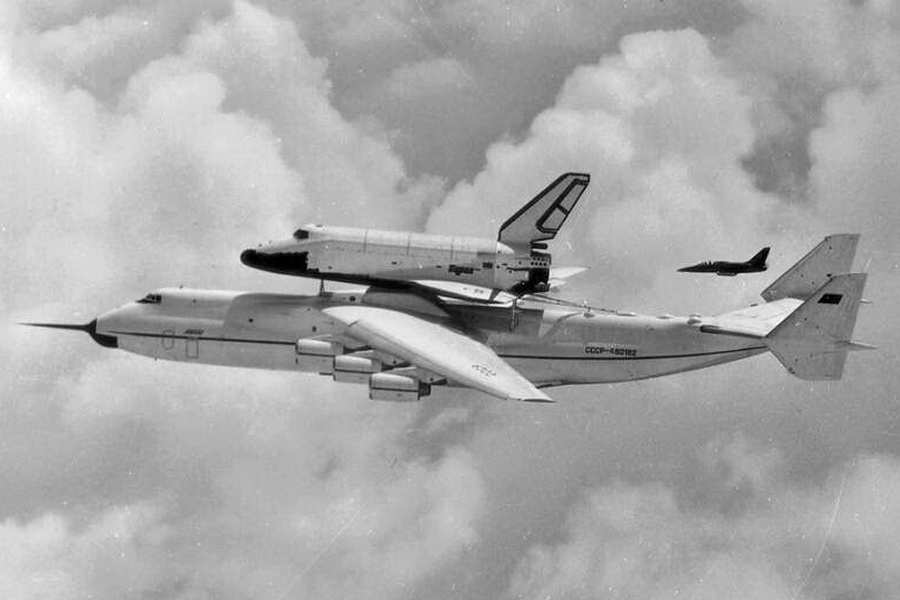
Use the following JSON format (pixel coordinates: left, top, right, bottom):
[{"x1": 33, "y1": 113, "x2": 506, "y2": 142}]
[
  {"x1": 764, "y1": 273, "x2": 871, "y2": 380},
  {"x1": 498, "y1": 173, "x2": 590, "y2": 248},
  {"x1": 761, "y1": 234, "x2": 859, "y2": 301},
  {"x1": 749, "y1": 247, "x2": 770, "y2": 268}
]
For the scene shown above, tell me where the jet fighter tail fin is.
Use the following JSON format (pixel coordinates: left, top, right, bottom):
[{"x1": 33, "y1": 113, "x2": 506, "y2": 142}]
[
  {"x1": 764, "y1": 273, "x2": 870, "y2": 379},
  {"x1": 749, "y1": 247, "x2": 770, "y2": 268},
  {"x1": 761, "y1": 234, "x2": 859, "y2": 301},
  {"x1": 498, "y1": 173, "x2": 590, "y2": 248}
]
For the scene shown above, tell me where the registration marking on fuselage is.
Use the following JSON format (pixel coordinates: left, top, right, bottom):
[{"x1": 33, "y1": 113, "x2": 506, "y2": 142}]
[{"x1": 583, "y1": 343, "x2": 638, "y2": 357}]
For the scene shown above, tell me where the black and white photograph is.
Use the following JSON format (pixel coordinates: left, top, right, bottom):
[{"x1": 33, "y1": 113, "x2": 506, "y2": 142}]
[{"x1": 2, "y1": 1, "x2": 899, "y2": 598}]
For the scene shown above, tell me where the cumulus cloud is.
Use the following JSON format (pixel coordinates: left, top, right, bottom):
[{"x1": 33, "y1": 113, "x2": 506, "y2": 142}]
[
  {"x1": 507, "y1": 441, "x2": 900, "y2": 600},
  {"x1": 425, "y1": 28, "x2": 787, "y2": 309}
]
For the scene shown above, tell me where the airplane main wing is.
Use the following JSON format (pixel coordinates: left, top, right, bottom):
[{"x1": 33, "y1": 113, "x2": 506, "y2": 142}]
[{"x1": 322, "y1": 305, "x2": 552, "y2": 402}]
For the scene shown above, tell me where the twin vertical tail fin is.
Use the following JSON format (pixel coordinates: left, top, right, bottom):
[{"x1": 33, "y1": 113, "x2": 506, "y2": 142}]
[
  {"x1": 761, "y1": 234, "x2": 859, "y2": 301},
  {"x1": 757, "y1": 233, "x2": 872, "y2": 380},
  {"x1": 764, "y1": 273, "x2": 871, "y2": 380}
]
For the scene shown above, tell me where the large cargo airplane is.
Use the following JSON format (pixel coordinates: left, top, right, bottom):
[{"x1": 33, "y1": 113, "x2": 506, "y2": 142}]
[
  {"x1": 25, "y1": 235, "x2": 872, "y2": 402},
  {"x1": 240, "y1": 173, "x2": 590, "y2": 300}
]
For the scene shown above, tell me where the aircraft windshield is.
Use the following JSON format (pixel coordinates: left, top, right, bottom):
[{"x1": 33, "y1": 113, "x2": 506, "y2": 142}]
[
  {"x1": 136, "y1": 293, "x2": 162, "y2": 304},
  {"x1": 293, "y1": 228, "x2": 310, "y2": 240}
]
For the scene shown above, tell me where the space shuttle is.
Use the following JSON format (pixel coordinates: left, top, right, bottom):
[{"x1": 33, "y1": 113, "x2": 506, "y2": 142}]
[{"x1": 240, "y1": 173, "x2": 590, "y2": 301}]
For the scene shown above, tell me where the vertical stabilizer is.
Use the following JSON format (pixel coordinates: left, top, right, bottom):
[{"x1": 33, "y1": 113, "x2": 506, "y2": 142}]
[
  {"x1": 498, "y1": 173, "x2": 590, "y2": 248},
  {"x1": 764, "y1": 273, "x2": 868, "y2": 380},
  {"x1": 761, "y1": 234, "x2": 859, "y2": 301},
  {"x1": 749, "y1": 247, "x2": 770, "y2": 268}
]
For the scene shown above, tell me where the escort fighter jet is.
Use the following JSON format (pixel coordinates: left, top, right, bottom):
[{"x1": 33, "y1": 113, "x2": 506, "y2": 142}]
[
  {"x1": 240, "y1": 173, "x2": 590, "y2": 302},
  {"x1": 678, "y1": 246, "x2": 770, "y2": 276},
  {"x1": 26, "y1": 235, "x2": 872, "y2": 403}
]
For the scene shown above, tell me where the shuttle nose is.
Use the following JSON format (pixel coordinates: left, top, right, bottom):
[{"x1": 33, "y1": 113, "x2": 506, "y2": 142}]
[
  {"x1": 240, "y1": 247, "x2": 310, "y2": 276},
  {"x1": 240, "y1": 248, "x2": 259, "y2": 267}
]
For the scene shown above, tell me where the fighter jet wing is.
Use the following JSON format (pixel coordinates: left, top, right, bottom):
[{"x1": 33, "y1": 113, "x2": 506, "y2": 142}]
[
  {"x1": 697, "y1": 298, "x2": 803, "y2": 338},
  {"x1": 322, "y1": 305, "x2": 552, "y2": 402}
]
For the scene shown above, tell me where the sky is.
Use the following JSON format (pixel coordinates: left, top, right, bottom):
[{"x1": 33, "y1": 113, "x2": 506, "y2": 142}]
[{"x1": 1, "y1": 1, "x2": 900, "y2": 598}]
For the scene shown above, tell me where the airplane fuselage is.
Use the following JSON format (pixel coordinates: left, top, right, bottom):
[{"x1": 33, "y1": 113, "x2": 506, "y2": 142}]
[
  {"x1": 240, "y1": 225, "x2": 552, "y2": 294},
  {"x1": 678, "y1": 261, "x2": 767, "y2": 276},
  {"x1": 94, "y1": 288, "x2": 767, "y2": 391}
]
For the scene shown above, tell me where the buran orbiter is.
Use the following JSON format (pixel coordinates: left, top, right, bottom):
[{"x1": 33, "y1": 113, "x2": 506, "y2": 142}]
[{"x1": 240, "y1": 173, "x2": 590, "y2": 301}]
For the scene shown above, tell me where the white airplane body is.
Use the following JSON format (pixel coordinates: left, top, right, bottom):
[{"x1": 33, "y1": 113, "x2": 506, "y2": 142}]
[
  {"x1": 240, "y1": 173, "x2": 591, "y2": 298},
  {"x1": 30, "y1": 235, "x2": 872, "y2": 402}
]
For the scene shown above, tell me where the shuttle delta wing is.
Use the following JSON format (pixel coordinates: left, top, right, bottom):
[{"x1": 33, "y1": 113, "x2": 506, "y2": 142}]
[
  {"x1": 322, "y1": 305, "x2": 552, "y2": 402},
  {"x1": 498, "y1": 173, "x2": 590, "y2": 248}
]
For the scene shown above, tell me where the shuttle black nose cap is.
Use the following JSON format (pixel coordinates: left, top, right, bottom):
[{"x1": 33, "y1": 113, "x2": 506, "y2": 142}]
[
  {"x1": 240, "y1": 248, "x2": 257, "y2": 266},
  {"x1": 240, "y1": 248, "x2": 310, "y2": 276}
]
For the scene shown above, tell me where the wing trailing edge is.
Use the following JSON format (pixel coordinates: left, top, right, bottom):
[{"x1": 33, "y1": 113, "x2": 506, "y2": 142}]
[{"x1": 323, "y1": 305, "x2": 552, "y2": 402}]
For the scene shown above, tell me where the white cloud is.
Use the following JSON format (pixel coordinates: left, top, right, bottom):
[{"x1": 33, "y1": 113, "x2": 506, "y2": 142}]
[
  {"x1": 387, "y1": 57, "x2": 472, "y2": 98},
  {"x1": 0, "y1": 502, "x2": 177, "y2": 600},
  {"x1": 810, "y1": 83, "x2": 900, "y2": 250},
  {"x1": 507, "y1": 442, "x2": 900, "y2": 600},
  {"x1": 426, "y1": 28, "x2": 786, "y2": 309}
]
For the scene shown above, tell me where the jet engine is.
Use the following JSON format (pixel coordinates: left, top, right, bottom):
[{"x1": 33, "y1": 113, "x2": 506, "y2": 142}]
[
  {"x1": 368, "y1": 372, "x2": 431, "y2": 402},
  {"x1": 295, "y1": 338, "x2": 341, "y2": 374},
  {"x1": 333, "y1": 355, "x2": 381, "y2": 383}
]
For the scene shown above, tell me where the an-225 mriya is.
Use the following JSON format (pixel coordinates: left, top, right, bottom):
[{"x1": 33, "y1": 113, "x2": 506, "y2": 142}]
[{"x1": 28, "y1": 235, "x2": 872, "y2": 402}]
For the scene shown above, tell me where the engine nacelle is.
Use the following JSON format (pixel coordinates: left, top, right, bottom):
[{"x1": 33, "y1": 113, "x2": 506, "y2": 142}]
[
  {"x1": 333, "y1": 355, "x2": 381, "y2": 384},
  {"x1": 368, "y1": 373, "x2": 431, "y2": 402},
  {"x1": 295, "y1": 338, "x2": 342, "y2": 374}
]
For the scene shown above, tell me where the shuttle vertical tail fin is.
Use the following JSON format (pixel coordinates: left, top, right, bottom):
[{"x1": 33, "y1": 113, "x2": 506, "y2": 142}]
[{"x1": 498, "y1": 173, "x2": 590, "y2": 248}]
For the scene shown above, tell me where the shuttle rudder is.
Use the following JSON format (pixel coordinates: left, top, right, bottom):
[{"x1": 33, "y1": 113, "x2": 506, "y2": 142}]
[{"x1": 497, "y1": 173, "x2": 590, "y2": 248}]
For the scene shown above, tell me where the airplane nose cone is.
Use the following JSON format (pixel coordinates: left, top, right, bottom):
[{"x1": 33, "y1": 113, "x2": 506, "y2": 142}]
[{"x1": 21, "y1": 318, "x2": 118, "y2": 348}]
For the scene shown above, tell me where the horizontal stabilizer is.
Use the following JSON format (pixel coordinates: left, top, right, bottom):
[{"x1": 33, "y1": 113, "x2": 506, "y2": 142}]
[
  {"x1": 547, "y1": 266, "x2": 588, "y2": 291},
  {"x1": 549, "y1": 266, "x2": 588, "y2": 280},
  {"x1": 764, "y1": 273, "x2": 868, "y2": 380},
  {"x1": 699, "y1": 298, "x2": 803, "y2": 339}
]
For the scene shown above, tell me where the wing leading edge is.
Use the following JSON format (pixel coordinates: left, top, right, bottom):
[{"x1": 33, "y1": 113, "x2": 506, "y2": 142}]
[{"x1": 323, "y1": 305, "x2": 552, "y2": 402}]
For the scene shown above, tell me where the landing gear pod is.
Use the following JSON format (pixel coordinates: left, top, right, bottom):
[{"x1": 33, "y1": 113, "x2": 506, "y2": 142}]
[{"x1": 368, "y1": 372, "x2": 431, "y2": 402}]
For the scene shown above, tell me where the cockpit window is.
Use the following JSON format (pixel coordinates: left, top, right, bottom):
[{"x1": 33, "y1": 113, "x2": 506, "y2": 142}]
[
  {"x1": 136, "y1": 293, "x2": 162, "y2": 304},
  {"x1": 293, "y1": 228, "x2": 310, "y2": 240}
]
